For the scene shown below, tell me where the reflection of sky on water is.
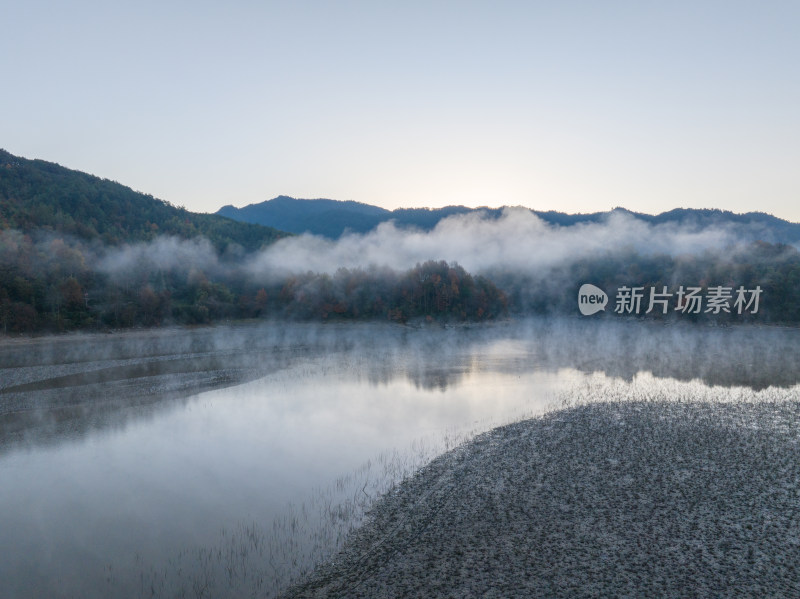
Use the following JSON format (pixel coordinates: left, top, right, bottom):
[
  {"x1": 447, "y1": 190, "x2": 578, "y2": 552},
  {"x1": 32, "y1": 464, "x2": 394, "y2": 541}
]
[
  {"x1": 0, "y1": 320, "x2": 798, "y2": 598},
  {"x1": 0, "y1": 362, "x2": 573, "y2": 598}
]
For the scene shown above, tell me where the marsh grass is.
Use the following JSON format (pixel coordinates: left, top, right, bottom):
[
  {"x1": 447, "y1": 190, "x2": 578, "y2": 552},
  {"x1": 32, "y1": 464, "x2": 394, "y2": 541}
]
[
  {"x1": 110, "y1": 419, "x2": 490, "y2": 598},
  {"x1": 111, "y1": 374, "x2": 799, "y2": 598},
  {"x1": 285, "y1": 380, "x2": 800, "y2": 598}
]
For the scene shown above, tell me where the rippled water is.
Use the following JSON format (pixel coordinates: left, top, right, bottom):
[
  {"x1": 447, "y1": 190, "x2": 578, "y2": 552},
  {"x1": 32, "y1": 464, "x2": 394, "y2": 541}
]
[{"x1": 0, "y1": 319, "x2": 797, "y2": 598}]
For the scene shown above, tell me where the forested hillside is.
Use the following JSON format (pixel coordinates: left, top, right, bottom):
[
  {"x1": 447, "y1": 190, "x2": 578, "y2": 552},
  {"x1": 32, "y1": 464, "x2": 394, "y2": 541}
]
[
  {"x1": 0, "y1": 151, "x2": 510, "y2": 333},
  {"x1": 0, "y1": 149, "x2": 286, "y2": 252},
  {"x1": 1, "y1": 150, "x2": 798, "y2": 333},
  {"x1": 493, "y1": 240, "x2": 800, "y2": 324},
  {"x1": 0, "y1": 228, "x2": 507, "y2": 332}
]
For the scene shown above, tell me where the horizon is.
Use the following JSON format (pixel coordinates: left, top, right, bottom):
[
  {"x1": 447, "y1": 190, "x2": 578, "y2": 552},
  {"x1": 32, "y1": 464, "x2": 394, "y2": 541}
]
[
  {"x1": 220, "y1": 193, "x2": 799, "y2": 222},
  {"x1": 3, "y1": 2, "x2": 799, "y2": 221},
  {"x1": 4, "y1": 146, "x2": 800, "y2": 225}
]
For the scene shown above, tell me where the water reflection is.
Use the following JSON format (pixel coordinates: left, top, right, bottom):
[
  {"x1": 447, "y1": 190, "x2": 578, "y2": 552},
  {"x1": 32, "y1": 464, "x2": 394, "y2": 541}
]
[
  {"x1": 0, "y1": 360, "x2": 573, "y2": 598},
  {"x1": 0, "y1": 319, "x2": 798, "y2": 598},
  {"x1": 1, "y1": 320, "x2": 798, "y2": 456}
]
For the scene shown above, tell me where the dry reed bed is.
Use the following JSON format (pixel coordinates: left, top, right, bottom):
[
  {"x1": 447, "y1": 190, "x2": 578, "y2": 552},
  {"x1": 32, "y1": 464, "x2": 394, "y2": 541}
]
[{"x1": 284, "y1": 389, "x2": 800, "y2": 598}]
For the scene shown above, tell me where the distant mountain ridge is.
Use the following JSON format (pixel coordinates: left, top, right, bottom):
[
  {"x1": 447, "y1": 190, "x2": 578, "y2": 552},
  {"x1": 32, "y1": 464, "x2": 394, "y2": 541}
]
[
  {"x1": 0, "y1": 149, "x2": 288, "y2": 252},
  {"x1": 218, "y1": 196, "x2": 389, "y2": 240},
  {"x1": 218, "y1": 196, "x2": 800, "y2": 244}
]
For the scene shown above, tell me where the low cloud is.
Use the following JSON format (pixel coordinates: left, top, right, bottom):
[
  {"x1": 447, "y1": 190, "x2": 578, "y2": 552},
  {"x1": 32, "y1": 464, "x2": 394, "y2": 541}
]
[
  {"x1": 246, "y1": 208, "x2": 739, "y2": 279},
  {"x1": 97, "y1": 236, "x2": 220, "y2": 282},
  {"x1": 5, "y1": 209, "x2": 756, "y2": 288}
]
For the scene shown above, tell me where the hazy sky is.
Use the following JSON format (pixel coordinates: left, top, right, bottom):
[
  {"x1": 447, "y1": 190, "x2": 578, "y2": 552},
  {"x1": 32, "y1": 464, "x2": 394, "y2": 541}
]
[{"x1": 3, "y1": 1, "x2": 799, "y2": 220}]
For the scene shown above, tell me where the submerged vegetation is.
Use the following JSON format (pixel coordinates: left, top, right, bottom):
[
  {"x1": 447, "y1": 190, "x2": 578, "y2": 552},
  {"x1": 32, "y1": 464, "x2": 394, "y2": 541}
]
[{"x1": 114, "y1": 439, "x2": 465, "y2": 599}]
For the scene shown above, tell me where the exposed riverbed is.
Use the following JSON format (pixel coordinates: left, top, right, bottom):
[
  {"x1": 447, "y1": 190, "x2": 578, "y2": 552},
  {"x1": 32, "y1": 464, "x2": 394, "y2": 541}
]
[
  {"x1": 284, "y1": 392, "x2": 800, "y2": 598},
  {"x1": 1, "y1": 319, "x2": 798, "y2": 598}
]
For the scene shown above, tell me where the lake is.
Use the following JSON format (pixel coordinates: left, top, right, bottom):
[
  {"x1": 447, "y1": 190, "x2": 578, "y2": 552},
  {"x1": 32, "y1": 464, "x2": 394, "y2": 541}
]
[{"x1": 0, "y1": 319, "x2": 798, "y2": 598}]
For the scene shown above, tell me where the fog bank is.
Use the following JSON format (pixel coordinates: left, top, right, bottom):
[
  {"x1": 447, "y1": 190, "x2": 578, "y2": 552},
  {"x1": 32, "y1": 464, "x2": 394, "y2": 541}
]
[{"x1": 246, "y1": 208, "x2": 741, "y2": 278}]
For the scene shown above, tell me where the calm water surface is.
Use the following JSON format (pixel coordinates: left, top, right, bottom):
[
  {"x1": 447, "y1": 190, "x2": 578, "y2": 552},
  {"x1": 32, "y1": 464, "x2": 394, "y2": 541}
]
[{"x1": 0, "y1": 320, "x2": 798, "y2": 598}]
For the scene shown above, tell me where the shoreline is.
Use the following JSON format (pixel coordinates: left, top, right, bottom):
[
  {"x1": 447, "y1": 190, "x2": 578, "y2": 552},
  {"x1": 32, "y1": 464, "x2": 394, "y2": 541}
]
[
  {"x1": 2, "y1": 315, "x2": 798, "y2": 347},
  {"x1": 283, "y1": 398, "x2": 800, "y2": 598}
]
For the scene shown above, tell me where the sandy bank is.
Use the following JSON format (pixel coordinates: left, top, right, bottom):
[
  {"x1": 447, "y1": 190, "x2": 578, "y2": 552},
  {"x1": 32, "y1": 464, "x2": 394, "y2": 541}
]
[{"x1": 284, "y1": 399, "x2": 800, "y2": 598}]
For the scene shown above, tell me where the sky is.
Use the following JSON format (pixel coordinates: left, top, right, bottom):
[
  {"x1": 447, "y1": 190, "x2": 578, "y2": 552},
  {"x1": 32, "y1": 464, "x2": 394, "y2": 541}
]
[{"x1": 2, "y1": 1, "x2": 799, "y2": 220}]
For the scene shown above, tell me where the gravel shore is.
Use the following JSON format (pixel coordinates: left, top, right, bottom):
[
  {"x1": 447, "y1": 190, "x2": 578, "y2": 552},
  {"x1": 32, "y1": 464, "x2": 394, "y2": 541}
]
[{"x1": 284, "y1": 399, "x2": 800, "y2": 598}]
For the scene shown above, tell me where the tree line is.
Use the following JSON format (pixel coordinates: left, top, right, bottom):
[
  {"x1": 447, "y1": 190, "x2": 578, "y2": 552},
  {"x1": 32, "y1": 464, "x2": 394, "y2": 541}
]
[
  {"x1": 0, "y1": 231, "x2": 507, "y2": 332},
  {"x1": 2, "y1": 227, "x2": 800, "y2": 333},
  {"x1": 493, "y1": 240, "x2": 800, "y2": 324}
]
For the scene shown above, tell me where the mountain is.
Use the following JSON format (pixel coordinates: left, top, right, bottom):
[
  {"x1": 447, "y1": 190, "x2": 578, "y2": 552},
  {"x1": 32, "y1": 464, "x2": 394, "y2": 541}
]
[
  {"x1": 218, "y1": 197, "x2": 800, "y2": 244},
  {"x1": 0, "y1": 151, "x2": 511, "y2": 333},
  {"x1": 0, "y1": 149, "x2": 288, "y2": 252},
  {"x1": 218, "y1": 195, "x2": 389, "y2": 238},
  {"x1": 217, "y1": 197, "x2": 485, "y2": 238}
]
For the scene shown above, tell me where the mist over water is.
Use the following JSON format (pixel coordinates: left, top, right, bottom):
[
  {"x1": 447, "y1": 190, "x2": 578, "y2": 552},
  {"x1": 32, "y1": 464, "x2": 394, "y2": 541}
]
[
  {"x1": 0, "y1": 319, "x2": 798, "y2": 598},
  {"x1": 2, "y1": 318, "x2": 798, "y2": 455}
]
